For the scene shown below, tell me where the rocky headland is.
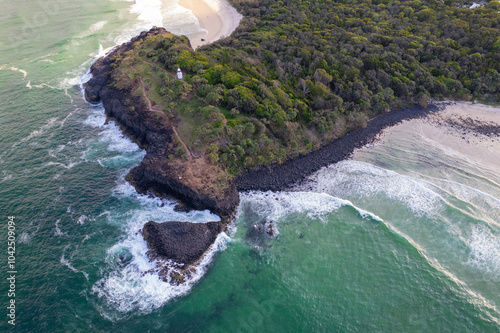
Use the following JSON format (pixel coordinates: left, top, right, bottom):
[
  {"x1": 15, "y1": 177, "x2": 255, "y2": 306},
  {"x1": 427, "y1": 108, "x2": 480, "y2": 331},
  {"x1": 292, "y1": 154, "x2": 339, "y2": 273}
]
[
  {"x1": 85, "y1": 27, "x2": 447, "y2": 270},
  {"x1": 85, "y1": 28, "x2": 239, "y2": 225}
]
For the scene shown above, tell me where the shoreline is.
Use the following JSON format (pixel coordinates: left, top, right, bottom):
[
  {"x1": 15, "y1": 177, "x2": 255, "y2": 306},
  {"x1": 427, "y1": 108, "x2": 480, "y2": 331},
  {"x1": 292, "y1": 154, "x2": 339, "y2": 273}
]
[
  {"x1": 84, "y1": 28, "x2": 497, "y2": 211},
  {"x1": 236, "y1": 102, "x2": 448, "y2": 192},
  {"x1": 84, "y1": 28, "x2": 500, "y2": 269},
  {"x1": 239, "y1": 101, "x2": 500, "y2": 193},
  {"x1": 178, "y1": 0, "x2": 242, "y2": 49},
  {"x1": 85, "y1": 28, "x2": 240, "y2": 224},
  {"x1": 379, "y1": 102, "x2": 500, "y2": 169}
]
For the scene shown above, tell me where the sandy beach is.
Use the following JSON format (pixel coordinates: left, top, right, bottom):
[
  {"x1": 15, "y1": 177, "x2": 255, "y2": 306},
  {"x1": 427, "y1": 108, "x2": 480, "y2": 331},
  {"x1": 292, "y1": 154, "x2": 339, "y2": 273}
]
[
  {"x1": 373, "y1": 102, "x2": 500, "y2": 169},
  {"x1": 178, "y1": 0, "x2": 242, "y2": 49}
]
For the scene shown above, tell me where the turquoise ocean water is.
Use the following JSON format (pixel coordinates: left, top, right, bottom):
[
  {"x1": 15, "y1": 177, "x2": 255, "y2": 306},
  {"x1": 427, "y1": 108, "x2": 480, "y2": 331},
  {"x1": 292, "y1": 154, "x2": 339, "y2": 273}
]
[{"x1": 0, "y1": 1, "x2": 499, "y2": 331}]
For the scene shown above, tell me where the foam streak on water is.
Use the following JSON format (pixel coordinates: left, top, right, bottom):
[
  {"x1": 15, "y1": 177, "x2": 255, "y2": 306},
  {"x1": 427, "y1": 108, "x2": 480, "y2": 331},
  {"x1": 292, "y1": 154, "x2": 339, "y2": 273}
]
[
  {"x1": 90, "y1": 176, "x2": 223, "y2": 319},
  {"x1": 240, "y1": 190, "x2": 383, "y2": 225},
  {"x1": 242, "y1": 180, "x2": 500, "y2": 325},
  {"x1": 3, "y1": 0, "x2": 500, "y2": 329}
]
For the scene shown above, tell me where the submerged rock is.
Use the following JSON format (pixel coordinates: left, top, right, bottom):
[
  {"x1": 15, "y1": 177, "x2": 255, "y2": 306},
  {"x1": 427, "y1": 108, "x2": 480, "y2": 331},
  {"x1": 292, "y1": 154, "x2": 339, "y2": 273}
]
[{"x1": 142, "y1": 221, "x2": 223, "y2": 266}]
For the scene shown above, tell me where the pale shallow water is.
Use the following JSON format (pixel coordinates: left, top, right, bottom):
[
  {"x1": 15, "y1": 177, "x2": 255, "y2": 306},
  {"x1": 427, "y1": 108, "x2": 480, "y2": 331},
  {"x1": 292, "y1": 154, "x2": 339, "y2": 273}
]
[{"x1": 0, "y1": 1, "x2": 499, "y2": 332}]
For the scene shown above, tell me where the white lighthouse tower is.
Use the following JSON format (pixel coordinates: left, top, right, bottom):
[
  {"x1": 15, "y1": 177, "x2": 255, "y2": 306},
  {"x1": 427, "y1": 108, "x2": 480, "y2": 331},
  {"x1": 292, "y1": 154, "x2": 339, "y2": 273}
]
[{"x1": 177, "y1": 68, "x2": 183, "y2": 80}]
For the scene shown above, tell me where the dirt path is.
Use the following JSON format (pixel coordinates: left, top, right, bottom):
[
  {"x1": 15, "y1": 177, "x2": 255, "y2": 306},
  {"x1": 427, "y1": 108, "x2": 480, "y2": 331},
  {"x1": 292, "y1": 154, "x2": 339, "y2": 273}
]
[
  {"x1": 130, "y1": 65, "x2": 163, "y2": 113},
  {"x1": 172, "y1": 126, "x2": 195, "y2": 159},
  {"x1": 130, "y1": 64, "x2": 197, "y2": 159},
  {"x1": 139, "y1": 77, "x2": 164, "y2": 113}
]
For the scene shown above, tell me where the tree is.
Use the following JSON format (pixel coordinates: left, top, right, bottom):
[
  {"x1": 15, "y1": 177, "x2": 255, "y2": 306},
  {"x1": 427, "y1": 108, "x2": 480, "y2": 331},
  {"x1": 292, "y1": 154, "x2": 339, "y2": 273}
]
[
  {"x1": 221, "y1": 71, "x2": 242, "y2": 89},
  {"x1": 418, "y1": 94, "x2": 430, "y2": 108},
  {"x1": 314, "y1": 69, "x2": 333, "y2": 85}
]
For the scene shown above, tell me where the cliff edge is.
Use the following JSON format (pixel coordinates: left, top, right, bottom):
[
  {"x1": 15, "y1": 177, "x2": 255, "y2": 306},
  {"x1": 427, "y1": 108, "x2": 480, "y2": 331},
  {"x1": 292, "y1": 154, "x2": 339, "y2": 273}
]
[{"x1": 85, "y1": 27, "x2": 239, "y2": 226}]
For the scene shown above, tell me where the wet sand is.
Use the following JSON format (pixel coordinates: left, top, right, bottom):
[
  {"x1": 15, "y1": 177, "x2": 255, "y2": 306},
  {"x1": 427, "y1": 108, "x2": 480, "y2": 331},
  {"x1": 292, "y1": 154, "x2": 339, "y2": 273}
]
[
  {"x1": 178, "y1": 0, "x2": 242, "y2": 49},
  {"x1": 378, "y1": 102, "x2": 500, "y2": 168}
]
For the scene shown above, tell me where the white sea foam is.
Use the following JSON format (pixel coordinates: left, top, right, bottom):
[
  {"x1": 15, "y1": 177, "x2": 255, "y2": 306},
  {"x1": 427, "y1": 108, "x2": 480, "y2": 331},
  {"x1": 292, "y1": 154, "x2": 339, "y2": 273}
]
[
  {"x1": 118, "y1": 0, "x2": 202, "y2": 46},
  {"x1": 82, "y1": 234, "x2": 92, "y2": 243},
  {"x1": 419, "y1": 175, "x2": 500, "y2": 226},
  {"x1": 30, "y1": 52, "x2": 58, "y2": 63},
  {"x1": 59, "y1": 46, "x2": 107, "y2": 91},
  {"x1": 43, "y1": 161, "x2": 79, "y2": 170},
  {"x1": 77, "y1": 215, "x2": 88, "y2": 225},
  {"x1": 77, "y1": 0, "x2": 234, "y2": 315},
  {"x1": 111, "y1": 174, "x2": 220, "y2": 223},
  {"x1": 240, "y1": 190, "x2": 383, "y2": 225},
  {"x1": 299, "y1": 160, "x2": 444, "y2": 217},
  {"x1": 88, "y1": 148, "x2": 222, "y2": 317},
  {"x1": 241, "y1": 191, "x2": 345, "y2": 223},
  {"x1": 81, "y1": 111, "x2": 145, "y2": 167},
  {"x1": 54, "y1": 219, "x2": 66, "y2": 236},
  {"x1": 467, "y1": 226, "x2": 500, "y2": 281},
  {"x1": 48, "y1": 144, "x2": 67, "y2": 158},
  {"x1": 18, "y1": 232, "x2": 31, "y2": 243},
  {"x1": 385, "y1": 220, "x2": 500, "y2": 320},
  {"x1": 1, "y1": 171, "x2": 13, "y2": 182},
  {"x1": 0, "y1": 65, "x2": 28, "y2": 78},
  {"x1": 91, "y1": 178, "x2": 223, "y2": 317},
  {"x1": 78, "y1": 21, "x2": 108, "y2": 38},
  {"x1": 54, "y1": 219, "x2": 63, "y2": 236},
  {"x1": 61, "y1": 245, "x2": 89, "y2": 281},
  {"x1": 92, "y1": 231, "x2": 228, "y2": 318},
  {"x1": 14, "y1": 117, "x2": 60, "y2": 147},
  {"x1": 26, "y1": 81, "x2": 55, "y2": 90},
  {"x1": 83, "y1": 107, "x2": 107, "y2": 128},
  {"x1": 98, "y1": 122, "x2": 141, "y2": 153},
  {"x1": 130, "y1": 0, "x2": 164, "y2": 27}
]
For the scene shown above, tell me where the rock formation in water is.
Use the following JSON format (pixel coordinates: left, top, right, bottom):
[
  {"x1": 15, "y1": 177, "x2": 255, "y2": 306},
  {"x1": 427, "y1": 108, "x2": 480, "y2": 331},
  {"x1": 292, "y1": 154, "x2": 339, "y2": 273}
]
[{"x1": 142, "y1": 221, "x2": 223, "y2": 266}]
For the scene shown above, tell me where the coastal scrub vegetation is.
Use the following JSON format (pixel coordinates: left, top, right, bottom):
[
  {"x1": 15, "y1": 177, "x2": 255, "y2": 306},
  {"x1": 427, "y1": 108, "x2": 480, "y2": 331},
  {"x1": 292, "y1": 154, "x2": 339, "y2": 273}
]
[{"x1": 110, "y1": 0, "x2": 500, "y2": 173}]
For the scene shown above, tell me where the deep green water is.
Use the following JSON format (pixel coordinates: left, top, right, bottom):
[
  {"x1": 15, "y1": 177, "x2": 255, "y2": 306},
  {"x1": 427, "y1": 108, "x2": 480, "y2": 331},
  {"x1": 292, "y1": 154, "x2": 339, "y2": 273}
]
[{"x1": 1, "y1": 1, "x2": 499, "y2": 332}]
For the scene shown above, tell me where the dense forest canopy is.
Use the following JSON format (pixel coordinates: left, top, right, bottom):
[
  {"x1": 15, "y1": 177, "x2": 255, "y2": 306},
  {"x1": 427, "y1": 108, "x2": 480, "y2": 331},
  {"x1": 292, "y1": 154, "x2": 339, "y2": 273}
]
[{"x1": 111, "y1": 0, "x2": 500, "y2": 173}]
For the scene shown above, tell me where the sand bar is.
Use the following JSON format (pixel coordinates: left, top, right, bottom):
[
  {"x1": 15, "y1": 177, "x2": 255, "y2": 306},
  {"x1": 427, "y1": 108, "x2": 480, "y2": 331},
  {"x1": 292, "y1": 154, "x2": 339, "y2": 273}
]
[{"x1": 178, "y1": 0, "x2": 242, "y2": 49}]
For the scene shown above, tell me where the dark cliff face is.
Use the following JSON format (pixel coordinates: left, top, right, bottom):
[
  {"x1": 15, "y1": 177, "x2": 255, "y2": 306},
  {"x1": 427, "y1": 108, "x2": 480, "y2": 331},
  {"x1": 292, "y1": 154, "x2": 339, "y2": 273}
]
[
  {"x1": 127, "y1": 160, "x2": 239, "y2": 222},
  {"x1": 142, "y1": 221, "x2": 223, "y2": 266},
  {"x1": 84, "y1": 27, "x2": 239, "y2": 223}
]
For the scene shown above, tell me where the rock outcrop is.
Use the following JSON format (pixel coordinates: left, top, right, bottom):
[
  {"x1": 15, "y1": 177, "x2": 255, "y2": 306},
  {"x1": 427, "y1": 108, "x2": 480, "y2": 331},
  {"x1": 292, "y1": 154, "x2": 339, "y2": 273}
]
[
  {"x1": 84, "y1": 27, "x2": 239, "y2": 224},
  {"x1": 142, "y1": 221, "x2": 223, "y2": 266}
]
